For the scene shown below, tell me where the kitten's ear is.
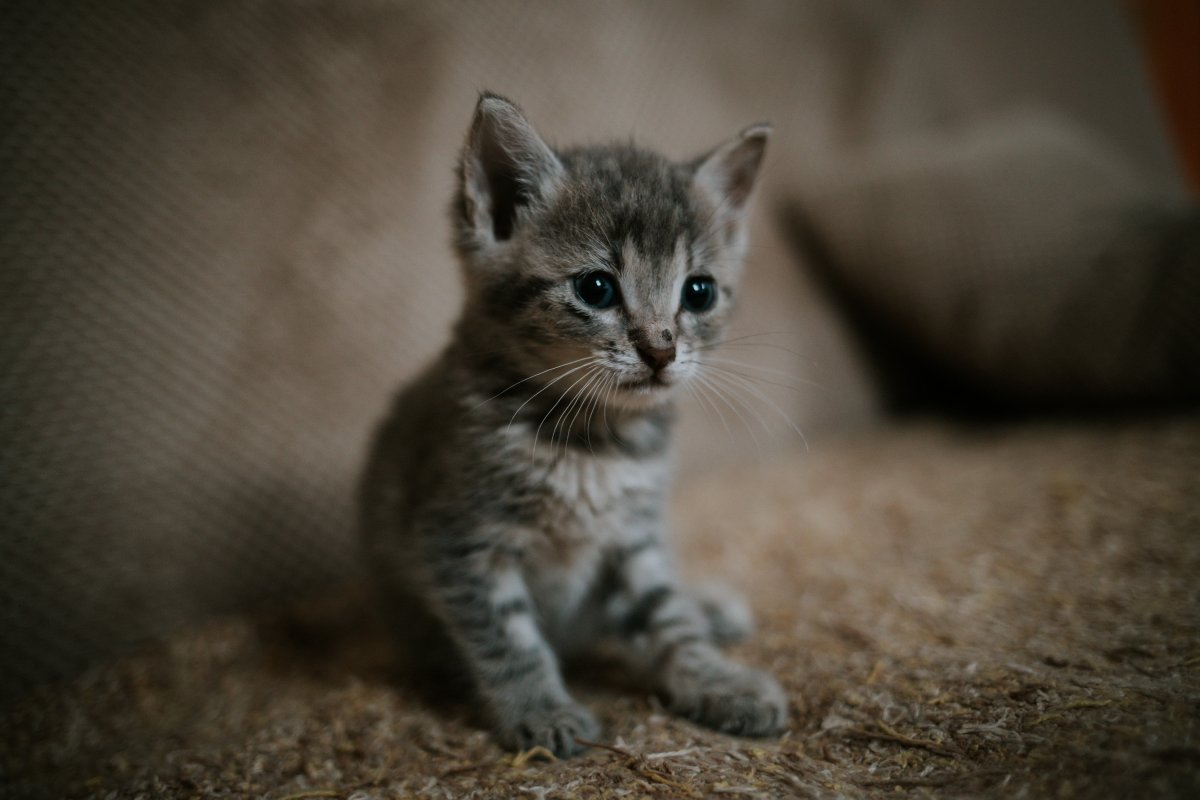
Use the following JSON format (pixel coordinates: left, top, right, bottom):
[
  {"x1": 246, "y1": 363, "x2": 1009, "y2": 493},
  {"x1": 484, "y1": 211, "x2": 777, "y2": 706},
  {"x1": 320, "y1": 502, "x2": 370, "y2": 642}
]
[
  {"x1": 692, "y1": 123, "x2": 771, "y2": 240},
  {"x1": 457, "y1": 92, "x2": 563, "y2": 246}
]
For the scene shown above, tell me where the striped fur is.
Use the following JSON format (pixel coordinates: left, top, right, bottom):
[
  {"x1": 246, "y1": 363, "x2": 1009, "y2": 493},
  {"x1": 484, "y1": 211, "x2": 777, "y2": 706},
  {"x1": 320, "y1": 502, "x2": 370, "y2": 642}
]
[{"x1": 360, "y1": 93, "x2": 785, "y2": 756}]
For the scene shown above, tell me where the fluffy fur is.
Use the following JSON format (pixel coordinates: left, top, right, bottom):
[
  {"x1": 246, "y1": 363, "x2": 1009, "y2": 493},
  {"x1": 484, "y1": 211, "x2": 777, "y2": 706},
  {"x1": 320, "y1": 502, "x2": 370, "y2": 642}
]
[{"x1": 360, "y1": 93, "x2": 785, "y2": 757}]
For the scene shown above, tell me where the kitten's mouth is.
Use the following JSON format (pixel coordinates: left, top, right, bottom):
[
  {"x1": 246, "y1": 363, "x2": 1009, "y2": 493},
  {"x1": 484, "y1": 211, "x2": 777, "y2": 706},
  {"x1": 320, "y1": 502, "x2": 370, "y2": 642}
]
[{"x1": 621, "y1": 374, "x2": 671, "y2": 391}]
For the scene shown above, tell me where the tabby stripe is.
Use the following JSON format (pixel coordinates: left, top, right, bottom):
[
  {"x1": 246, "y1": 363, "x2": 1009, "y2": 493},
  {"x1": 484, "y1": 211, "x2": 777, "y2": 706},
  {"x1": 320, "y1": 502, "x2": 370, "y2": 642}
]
[
  {"x1": 489, "y1": 275, "x2": 555, "y2": 312},
  {"x1": 469, "y1": 624, "x2": 533, "y2": 656},
  {"x1": 620, "y1": 585, "x2": 674, "y2": 637},
  {"x1": 647, "y1": 613, "x2": 695, "y2": 635},
  {"x1": 435, "y1": 538, "x2": 492, "y2": 560},
  {"x1": 610, "y1": 537, "x2": 658, "y2": 569},
  {"x1": 452, "y1": 604, "x2": 501, "y2": 631},
  {"x1": 494, "y1": 597, "x2": 532, "y2": 618},
  {"x1": 562, "y1": 302, "x2": 593, "y2": 324},
  {"x1": 490, "y1": 649, "x2": 548, "y2": 684},
  {"x1": 652, "y1": 633, "x2": 708, "y2": 671},
  {"x1": 437, "y1": 574, "x2": 492, "y2": 603}
]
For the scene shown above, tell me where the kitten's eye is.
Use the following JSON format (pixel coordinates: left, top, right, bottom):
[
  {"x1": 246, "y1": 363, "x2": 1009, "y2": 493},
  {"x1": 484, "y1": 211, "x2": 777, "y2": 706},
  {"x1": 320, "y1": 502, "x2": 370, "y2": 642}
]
[
  {"x1": 574, "y1": 271, "x2": 619, "y2": 309},
  {"x1": 681, "y1": 276, "x2": 717, "y2": 312}
]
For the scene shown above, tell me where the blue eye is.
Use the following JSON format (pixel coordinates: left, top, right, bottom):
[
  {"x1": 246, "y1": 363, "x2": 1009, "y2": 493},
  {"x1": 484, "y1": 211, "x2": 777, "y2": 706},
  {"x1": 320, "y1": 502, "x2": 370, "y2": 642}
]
[
  {"x1": 574, "y1": 271, "x2": 619, "y2": 309},
  {"x1": 681, "y1": 277, "x2": 716, "y2": 312}
]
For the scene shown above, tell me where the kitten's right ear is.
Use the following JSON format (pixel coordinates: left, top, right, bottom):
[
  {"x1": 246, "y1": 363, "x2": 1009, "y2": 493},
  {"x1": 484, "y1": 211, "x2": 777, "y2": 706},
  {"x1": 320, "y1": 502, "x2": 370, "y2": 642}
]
[
  {"x1": 692, "y1": 123, "x2": 771, "y2": 246},
  {"x1": 457, "y1": 92, "x2": 563, "y2": 247}
]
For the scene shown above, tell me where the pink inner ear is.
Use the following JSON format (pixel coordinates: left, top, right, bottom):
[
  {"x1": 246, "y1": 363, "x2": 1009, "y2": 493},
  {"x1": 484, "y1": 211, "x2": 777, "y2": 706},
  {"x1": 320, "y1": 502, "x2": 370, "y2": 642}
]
[
  {"x1": 721, "y1": 134, "x2": 768, "y2": 208},
  {"x1": 696, "y1": 129, "x2": 768, "y2": 219}
]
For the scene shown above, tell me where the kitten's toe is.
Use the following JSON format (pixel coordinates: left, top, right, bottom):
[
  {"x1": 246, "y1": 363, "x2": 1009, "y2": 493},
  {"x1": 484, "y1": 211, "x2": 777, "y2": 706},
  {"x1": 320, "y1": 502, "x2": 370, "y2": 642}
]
[
  {"x1": 498, "y1": 701, "x2": 600, "y2": 758},
  {"x1": 662, "y1": 657, "x2": 788, "y2": 738},
  {"x1": 692, "y1": 583, "x2": 755, "y2": 646}
]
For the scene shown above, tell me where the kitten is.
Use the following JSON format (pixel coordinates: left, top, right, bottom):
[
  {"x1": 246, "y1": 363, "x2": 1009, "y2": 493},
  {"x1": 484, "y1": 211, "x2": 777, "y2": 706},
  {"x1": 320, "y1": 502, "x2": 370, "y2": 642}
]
[{"x1": 360, "y1": 92, "x2": 787, "y2": 757}]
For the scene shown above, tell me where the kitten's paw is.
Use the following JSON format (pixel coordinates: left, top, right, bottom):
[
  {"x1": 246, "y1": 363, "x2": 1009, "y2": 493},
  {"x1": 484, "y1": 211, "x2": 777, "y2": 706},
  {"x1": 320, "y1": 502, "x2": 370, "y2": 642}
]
[
  {"x1": 692, "y1": 583, "x2": 755, "y2": 646},
  {"x1": 496, "y1": 701, "x2": 600, "y2": 758},
  {"x1": 661, "y1": 655, "x2": 788, "y2": 737}
]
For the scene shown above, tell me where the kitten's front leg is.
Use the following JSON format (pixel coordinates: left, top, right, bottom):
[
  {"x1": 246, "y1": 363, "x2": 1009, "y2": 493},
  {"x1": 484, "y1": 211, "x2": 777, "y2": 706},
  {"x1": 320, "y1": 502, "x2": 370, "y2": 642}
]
[
  {"x1": 427, "y1": 546, "x2": 599, "y2": 757},
  {"x1": 604, "y1": 536, "x2": 788, "y2": 737}
]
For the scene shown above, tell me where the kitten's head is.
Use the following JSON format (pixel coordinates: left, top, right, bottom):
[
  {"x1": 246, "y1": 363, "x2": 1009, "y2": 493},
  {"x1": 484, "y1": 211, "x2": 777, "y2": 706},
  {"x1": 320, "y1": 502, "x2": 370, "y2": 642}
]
[{"x1": 454, "y1": 92, "x2": 768, "y2": 411}]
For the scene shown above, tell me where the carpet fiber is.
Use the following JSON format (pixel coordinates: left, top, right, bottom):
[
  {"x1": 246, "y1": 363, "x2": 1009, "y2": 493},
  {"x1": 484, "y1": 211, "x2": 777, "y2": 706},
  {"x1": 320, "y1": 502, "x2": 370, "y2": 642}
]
[{"x1": 4, "y1": 416, "x2": 1198, "y2": 798}]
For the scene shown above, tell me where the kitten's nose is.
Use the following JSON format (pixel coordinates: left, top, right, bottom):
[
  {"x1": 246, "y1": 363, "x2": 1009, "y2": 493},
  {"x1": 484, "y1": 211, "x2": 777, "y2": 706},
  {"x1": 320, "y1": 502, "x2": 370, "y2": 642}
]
[{"x1": 636, "y1": 343, "x2": 676, "y2": 372}]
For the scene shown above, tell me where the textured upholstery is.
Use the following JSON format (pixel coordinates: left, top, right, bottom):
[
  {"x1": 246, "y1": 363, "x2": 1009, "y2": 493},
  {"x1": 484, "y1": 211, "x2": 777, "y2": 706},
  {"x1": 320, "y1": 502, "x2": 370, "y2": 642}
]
[{"x1": 791, "y1": 112, "x2": 1198, "y2": 409}]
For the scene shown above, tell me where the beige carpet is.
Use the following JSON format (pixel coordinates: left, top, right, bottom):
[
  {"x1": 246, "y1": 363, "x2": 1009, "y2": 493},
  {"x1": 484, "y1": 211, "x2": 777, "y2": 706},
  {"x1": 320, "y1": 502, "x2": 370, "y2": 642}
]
[{"x1": 4, "y1": 415, "x2": 1198, "y2": 798}]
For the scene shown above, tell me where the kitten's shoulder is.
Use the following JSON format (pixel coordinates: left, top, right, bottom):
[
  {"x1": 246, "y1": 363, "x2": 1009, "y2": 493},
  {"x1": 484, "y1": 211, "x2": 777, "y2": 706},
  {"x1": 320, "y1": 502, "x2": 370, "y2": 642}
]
[{"x1": 366, "y1": 354, "x2": 458, "y2": 462}]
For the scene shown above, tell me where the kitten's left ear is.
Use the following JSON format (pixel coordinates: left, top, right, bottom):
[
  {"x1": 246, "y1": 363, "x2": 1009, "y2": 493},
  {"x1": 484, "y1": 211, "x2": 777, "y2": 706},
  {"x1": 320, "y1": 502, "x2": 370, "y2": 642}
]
[{"x1": 692, "y1": 123, "x2": 771, "y2": 239}]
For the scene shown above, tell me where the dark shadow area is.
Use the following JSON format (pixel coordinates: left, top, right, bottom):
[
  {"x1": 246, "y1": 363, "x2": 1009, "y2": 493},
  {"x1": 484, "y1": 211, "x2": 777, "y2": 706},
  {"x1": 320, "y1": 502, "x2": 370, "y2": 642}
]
[
  {"x1": 252, "y1": 586, "x2": 667, "y2": 721},
  {"x1": 251, "y1": 586, "x2": 478, "y2": 720},
  {"x1": 779, "y1": 200, "x2": 1200, "y2": 423},
  {"x1": 779, "y1": 202, "x2": 1005, "y2": 418}
]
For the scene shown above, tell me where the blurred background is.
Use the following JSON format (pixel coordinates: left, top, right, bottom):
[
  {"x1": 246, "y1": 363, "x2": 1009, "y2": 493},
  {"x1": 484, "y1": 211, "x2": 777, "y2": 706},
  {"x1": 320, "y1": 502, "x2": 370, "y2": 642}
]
[{"x1": 1, "y1": 0, "x2": 1196, "y2": 705}]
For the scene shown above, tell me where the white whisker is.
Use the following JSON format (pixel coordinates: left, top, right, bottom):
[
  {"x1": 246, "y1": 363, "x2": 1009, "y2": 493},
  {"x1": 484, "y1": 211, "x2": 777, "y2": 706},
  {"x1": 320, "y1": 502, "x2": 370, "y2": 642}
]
[
  {"x1": 556, "y1": 366, "x2": 605, "y2": 455},
  {"x1": 685, "y1": 379, "x2": 731, "y2": 438},
  {"x1": 698, "y1": 341, "x2": 810, "y2": 359},
  {"x1": 705, "y1": 367, "x2": 809, "y2": 452},
  {"x1": 533, "y1": 365, "x2": 602, "y2": 461},
  {"x1": 473, "y1": 353, "x2": 596, "y2": 411},
  {"x1": 600, "y1": 371, "x2": 619, "y2": 441},
  {"x1": 701, "y1": 370, "x2": 770, "y2": 434},
  {"x1": 681, "y1": 365, "x2": 732, "y2": 438},
  {"x1": 694, "y1": 370, "x2": 762, "y2": 452},
  {"x1": 702, "y1": 356, "x2": 821, "y2": 387},
  {"x1": 702, "y1": 360, "x2": 822, "y2": 393},
  {"x1": 582, "y1": 372, "x2": 615, "y2": 454},
  {"x1": 507, "y1": 359, "x2": 600, "y2": 434}
]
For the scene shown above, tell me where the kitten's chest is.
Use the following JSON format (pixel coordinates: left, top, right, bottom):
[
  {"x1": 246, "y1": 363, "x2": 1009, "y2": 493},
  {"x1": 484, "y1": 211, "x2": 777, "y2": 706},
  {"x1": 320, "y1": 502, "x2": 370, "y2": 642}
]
[
  {"x1": 527, "y1": 448, "x2": 664, "y2": 550},
  {"x1": 519, "y1": 451, "x2": 666, "y2": 630}
]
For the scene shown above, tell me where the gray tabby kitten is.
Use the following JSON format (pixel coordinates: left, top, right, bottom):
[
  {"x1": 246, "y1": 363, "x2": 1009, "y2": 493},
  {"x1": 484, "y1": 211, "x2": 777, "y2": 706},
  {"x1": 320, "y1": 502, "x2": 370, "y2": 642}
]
[{"x1": 360, "y1": 93, "x2": 787, "y2": 757}]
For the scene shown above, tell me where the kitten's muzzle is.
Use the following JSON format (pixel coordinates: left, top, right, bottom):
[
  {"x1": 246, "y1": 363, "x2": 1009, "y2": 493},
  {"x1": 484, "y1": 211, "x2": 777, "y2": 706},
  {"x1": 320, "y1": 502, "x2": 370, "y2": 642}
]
[
  {"x1": 622, "y1": 372, "x2": 671, "y2": 391},
  {"x1": 636, "y1": 343, "x2": 676, "y2": 373}
]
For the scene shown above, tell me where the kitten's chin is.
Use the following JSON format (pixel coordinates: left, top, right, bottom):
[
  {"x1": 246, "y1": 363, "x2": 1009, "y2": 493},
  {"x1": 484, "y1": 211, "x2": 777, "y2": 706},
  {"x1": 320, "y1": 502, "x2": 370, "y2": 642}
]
[{"x1": 614, "y1": 376, "x2": 677, "y2": 410}]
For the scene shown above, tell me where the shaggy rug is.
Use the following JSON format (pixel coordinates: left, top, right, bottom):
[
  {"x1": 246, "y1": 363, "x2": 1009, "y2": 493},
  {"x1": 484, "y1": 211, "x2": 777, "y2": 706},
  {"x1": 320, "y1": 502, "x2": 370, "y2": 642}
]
[{"x1": 4, "y1": 415, "x2": 1198, "y2": 799}]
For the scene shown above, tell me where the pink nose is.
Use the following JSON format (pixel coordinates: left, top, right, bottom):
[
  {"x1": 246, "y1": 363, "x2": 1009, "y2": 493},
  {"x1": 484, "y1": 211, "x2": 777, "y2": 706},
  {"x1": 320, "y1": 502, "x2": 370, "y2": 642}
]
[{"x1": 636, "y1": 344, "x2": 676, "y2": 372}]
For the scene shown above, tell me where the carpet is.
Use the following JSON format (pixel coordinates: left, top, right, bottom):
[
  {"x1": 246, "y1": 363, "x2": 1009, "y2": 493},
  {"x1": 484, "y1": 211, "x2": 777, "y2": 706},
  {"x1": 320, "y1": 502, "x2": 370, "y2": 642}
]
[{"x1": 4, "y1": 415, "x2": 1198, "y2": 798}]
